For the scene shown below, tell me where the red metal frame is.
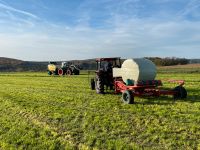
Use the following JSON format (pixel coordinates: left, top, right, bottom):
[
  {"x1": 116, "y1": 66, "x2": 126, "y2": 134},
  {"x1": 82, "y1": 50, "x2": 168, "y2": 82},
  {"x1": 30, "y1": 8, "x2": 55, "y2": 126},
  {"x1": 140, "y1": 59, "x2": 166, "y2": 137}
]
[{"x1": 114, "y1": 79, "x2": 185, "y2": 97}]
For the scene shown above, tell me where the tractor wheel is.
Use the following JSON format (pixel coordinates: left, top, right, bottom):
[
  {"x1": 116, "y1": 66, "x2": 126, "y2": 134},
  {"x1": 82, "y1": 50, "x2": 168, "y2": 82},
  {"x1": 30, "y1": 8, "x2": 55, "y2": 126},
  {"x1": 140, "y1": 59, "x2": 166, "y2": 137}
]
[
  {"x1": 58, "y1": 69, "x2": 63, "y2": 76},
  {"x1": 95, "y1": 75, "x2": 104, "y2": 94},
  {"x1": 91, "y1": 78, "x2": 95, "y2": 90},
  {"x1": 122, "y1": 90, "x2": 134, "y2": 104},
  {"x1": 173, "y1": 86, "x2": 187, "y2": 100},
  {"x1": 66, "y1": 69, "x2": 72, "y2": 75}
]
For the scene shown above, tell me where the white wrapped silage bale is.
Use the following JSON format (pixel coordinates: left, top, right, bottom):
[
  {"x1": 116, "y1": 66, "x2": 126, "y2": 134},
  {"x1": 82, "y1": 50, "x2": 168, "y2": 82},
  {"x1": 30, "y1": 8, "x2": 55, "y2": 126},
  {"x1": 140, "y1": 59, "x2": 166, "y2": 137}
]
[{"x1": 113, "y1": 58, "x2": 157, "y2": 84}]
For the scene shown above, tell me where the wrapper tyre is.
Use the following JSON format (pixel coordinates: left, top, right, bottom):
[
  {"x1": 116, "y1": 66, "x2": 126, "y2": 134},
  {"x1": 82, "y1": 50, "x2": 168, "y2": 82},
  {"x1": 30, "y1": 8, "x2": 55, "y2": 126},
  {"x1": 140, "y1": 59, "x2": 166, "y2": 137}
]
[
  {"x1": 122, "y1": 90, "x2": 134, "y2": 104},
  {"x1": 173, "y1": 86, "x2": 187, "y2": 99}
]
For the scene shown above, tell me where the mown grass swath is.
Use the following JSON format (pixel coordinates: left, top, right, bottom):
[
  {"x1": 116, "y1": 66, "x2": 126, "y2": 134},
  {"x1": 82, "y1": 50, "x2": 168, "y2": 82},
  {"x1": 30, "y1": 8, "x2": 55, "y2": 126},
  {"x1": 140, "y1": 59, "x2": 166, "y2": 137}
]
[{"x1": 0, "y1": 69, "x2": 199, "y2": 149}]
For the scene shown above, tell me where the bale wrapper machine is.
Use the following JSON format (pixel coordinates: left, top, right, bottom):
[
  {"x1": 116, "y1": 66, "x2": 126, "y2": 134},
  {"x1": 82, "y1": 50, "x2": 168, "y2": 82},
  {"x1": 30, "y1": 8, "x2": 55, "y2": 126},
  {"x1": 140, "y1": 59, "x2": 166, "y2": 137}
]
[{"x1": 113, "y1": 58, "x2": 187, "y2": 104}]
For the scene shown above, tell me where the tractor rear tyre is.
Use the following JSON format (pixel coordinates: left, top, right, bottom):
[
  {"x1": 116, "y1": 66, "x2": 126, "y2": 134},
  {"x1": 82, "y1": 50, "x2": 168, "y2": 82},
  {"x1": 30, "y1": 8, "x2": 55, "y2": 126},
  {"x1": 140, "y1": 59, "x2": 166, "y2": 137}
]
[
  {"x1": 91, "y1": 78, "x2": 95, "y2": 90},
  {"x1": 173, "y1": 86, "x2": 187, "y2": 100},
  {"x1": 95, "y1": 75, "x2": 104, "y2": 94},
  {"x1": 122, "y1": 90, "x2": 134, "y2": 104}
]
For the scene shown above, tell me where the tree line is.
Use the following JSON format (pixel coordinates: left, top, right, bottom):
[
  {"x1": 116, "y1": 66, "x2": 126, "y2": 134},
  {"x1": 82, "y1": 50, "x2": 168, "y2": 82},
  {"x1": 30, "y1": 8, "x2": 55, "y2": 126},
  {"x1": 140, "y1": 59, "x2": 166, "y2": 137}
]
[
  {"x1": 0, "y1": 57, "x2": 199, "y2": 72},
  {"x1": 145, "y1": 57, "x2": 189, "y2": 66}
]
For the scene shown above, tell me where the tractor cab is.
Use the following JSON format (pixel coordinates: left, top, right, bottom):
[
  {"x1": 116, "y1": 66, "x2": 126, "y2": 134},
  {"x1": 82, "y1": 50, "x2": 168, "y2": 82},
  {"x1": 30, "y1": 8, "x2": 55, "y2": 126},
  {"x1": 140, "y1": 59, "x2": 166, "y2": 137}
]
[
  {"x1": 61, "y1": 62, "x2": 70, "y2": 68},
  {"x1": 95, "y1": 57, "x2": 121, "y2": 72},
  {"x1": 91, "y1": 57, "x2": 121, "y2": 94}
]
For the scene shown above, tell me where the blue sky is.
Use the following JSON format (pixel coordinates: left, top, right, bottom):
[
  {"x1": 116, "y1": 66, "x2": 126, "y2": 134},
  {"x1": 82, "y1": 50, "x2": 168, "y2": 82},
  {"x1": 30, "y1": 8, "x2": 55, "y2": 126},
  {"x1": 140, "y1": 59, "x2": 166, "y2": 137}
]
[{"x1": 0, "y1": 0, "x2": 200, "y2": 61}]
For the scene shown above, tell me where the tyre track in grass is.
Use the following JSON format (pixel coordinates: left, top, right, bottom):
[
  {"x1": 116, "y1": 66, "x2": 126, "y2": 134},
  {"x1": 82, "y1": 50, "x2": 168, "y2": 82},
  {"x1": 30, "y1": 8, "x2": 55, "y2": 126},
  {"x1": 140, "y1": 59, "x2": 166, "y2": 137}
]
[{"x1": 0, "y1": 91, "x2": 92, "y2": 150}]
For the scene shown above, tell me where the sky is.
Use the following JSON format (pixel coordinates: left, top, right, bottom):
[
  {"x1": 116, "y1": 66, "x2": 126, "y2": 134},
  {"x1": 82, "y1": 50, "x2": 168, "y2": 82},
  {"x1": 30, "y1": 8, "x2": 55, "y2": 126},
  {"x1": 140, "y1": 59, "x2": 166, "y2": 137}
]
[{"x1": 0, "y1": 0, "x2": 200, "y2": 61}]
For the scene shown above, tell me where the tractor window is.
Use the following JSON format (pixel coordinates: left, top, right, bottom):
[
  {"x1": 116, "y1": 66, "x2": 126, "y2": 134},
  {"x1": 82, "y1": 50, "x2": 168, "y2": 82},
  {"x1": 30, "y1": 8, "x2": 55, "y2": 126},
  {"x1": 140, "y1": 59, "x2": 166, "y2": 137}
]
[
  {"x1": 96, "y1": 58, "x2": 121, "y2": 70},
  {"x1": 97, "y1": 61, "x2": 111, "y2": 70},
  {"x1": 113, "y1": 59, "x2": 121, "y2": 68},
  {"x1": 101, "y1": 61, "x2": 113, "y2": 72},
  {"x1": 101, "y1": 61, "x2": 109, "y2": 68}
]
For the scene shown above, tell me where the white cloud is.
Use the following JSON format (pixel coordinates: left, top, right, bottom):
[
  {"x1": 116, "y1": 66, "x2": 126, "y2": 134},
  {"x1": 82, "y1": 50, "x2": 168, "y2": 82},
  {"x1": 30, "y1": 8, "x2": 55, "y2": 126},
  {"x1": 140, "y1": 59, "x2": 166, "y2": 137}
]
[{"x1": 1, "y1": 17, "x2": 200, "y2": 61}]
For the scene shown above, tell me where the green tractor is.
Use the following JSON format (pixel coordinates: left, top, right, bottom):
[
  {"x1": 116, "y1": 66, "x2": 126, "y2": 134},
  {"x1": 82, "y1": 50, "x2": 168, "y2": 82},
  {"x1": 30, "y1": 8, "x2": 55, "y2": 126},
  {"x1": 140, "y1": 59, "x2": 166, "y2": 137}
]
[{"x1": 47, "y1": 62, "x2": 80, "y2": 76}]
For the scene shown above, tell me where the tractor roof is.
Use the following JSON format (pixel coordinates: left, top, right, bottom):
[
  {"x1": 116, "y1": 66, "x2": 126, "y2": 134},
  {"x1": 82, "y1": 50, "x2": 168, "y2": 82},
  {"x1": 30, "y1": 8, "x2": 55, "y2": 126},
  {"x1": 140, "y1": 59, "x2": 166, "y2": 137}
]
[{"x1": 95, "y1": 57, "x2": 120, "y2": 62}]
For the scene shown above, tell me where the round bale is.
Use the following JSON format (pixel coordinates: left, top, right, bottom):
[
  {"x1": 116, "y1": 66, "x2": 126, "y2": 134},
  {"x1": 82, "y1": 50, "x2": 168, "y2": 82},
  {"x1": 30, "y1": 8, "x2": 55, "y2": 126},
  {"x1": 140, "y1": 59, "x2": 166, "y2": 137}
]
[{"x1": 122, "y1": 58, "x2": 157, "y2": 82}]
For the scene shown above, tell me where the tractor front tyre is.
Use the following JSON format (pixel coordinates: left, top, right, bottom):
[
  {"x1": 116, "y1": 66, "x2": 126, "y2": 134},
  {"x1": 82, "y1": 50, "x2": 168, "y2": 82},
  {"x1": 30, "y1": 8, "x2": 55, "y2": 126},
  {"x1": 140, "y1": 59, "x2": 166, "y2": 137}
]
[
  {"x1": 173, "y1": 86, "x2": 187, "y2": 100},
  {"x1": 91, "y1": 78, "x2": 95, "y2": 90},
  {"x1": 95, "y1": 76, "x2": 104, "y2": 94},
  {"x1": 122, "y1": 90, "x2": 134, "y2": 104}
]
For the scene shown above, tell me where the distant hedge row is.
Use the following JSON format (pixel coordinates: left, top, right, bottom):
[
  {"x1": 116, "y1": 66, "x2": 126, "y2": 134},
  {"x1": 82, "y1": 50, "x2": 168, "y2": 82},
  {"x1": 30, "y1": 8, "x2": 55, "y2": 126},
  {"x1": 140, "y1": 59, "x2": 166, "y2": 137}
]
[{"x1": 145, "y1": 57, "x2": 189, "y2": 66}]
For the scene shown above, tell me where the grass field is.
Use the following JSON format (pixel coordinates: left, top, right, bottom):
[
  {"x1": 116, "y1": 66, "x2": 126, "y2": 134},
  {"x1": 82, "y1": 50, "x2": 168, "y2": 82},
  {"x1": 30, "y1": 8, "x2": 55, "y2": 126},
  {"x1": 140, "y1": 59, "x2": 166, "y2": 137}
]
[{"x1": 0, "y1": 69, "x2": 200, "y2": 149}]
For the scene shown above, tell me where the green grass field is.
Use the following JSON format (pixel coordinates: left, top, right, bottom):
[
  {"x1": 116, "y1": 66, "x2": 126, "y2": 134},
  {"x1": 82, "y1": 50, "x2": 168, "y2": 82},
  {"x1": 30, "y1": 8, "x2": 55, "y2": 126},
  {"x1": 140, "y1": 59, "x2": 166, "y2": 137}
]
[{"x1": 0, "y1": 70, "x2": 199, "y2": 149}]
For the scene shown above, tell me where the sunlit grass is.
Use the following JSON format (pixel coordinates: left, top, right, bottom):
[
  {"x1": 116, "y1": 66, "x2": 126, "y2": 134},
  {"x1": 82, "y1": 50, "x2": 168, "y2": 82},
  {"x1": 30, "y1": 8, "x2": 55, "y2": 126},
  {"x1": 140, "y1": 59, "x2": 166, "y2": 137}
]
[{"x1": 0, "y1": 71, "x2": 199, "y2": 149}]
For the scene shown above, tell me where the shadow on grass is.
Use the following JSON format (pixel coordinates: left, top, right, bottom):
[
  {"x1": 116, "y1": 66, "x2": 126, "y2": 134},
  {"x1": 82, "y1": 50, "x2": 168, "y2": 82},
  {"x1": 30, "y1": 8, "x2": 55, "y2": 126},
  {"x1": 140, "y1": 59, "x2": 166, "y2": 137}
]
[
  {"x1": 105, "y1": 88, "x2": 200, "y2": 105},
  {"x1": 105, "y1": 91, "x2": 175, "y2": 105},
  {"x1": 181, "y1": 88, "x2": 200, "y2": 103},
  {"x1": 135, "y1": 97, "x2": 174, "y2": 105},
  {"x1": 139, "y1": 88, "x2": 200, "y2": 105}
]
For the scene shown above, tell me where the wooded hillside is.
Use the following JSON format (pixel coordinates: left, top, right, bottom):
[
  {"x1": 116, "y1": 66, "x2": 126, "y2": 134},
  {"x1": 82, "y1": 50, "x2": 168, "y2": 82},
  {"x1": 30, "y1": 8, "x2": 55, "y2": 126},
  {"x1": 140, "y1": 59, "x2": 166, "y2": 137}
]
[{"x1": 0, "y1": 57, "x2": 199, "y2": 72}]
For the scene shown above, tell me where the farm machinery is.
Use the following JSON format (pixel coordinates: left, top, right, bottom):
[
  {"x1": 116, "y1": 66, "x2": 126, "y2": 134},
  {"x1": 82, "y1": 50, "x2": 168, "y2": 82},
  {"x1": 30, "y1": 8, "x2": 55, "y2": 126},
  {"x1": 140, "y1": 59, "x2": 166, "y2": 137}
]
[
  {"x1": 90, "y1": 57, "x2": 121, "y2": 93},
  {"x1": 91, "y1": 57, "x2": 187, "y2": 104},
  {"x1": 48, "y1": 62, "x2": 80, "y2": 76}
]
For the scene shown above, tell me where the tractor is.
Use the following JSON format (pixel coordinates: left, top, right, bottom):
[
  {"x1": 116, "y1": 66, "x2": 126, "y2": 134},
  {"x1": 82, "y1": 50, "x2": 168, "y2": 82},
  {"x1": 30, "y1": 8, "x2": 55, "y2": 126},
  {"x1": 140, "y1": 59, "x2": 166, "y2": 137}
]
[
  {"x1": 90, "y1": 57, "x2": 121, "y2": 94},
  {"x1": 47, "y1": 61, "x2": 80, "y2": 76}
]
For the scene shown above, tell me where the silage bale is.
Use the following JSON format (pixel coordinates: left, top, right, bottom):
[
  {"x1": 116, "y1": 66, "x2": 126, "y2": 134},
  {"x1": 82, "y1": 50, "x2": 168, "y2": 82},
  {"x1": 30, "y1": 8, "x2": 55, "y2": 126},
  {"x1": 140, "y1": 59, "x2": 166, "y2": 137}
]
[{"x1": 113, "y1": 58, "x2": 157, "y2": 83}]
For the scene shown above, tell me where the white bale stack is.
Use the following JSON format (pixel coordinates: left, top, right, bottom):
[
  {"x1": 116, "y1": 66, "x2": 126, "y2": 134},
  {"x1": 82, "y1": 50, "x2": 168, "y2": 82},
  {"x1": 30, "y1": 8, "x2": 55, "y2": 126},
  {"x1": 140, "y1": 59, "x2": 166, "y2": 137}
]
[{"x1": 113, "y1": 58, "x2": 157, "y2": 83}]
